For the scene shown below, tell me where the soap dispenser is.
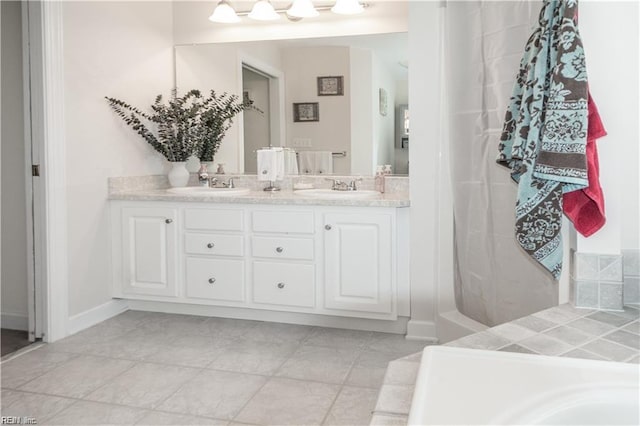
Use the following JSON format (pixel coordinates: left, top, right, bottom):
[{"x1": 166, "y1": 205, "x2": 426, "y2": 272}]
[
  {"x1": 198, "y1": 163, "x2": 210, "y2": 187},
  {"x1": 375, "y1": 165, "x2": 385, "y2": 193}
]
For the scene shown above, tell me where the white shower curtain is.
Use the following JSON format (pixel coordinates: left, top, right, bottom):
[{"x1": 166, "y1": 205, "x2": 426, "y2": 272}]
[{"x1": 445, "y1": 1, "x2": 558, "y2": 326}]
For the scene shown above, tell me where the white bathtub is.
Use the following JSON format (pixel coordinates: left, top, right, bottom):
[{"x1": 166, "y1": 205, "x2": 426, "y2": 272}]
[{"x1": 408, "y1": 346, "x2": 639, "y2": 425}]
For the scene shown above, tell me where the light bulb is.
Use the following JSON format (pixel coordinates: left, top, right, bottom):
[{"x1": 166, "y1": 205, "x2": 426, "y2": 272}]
[
  {"x1": 208, "y1": 0, "x2": 240, "y2": 23},
  {"x1": 248, "y1": 0, "x2": 281, "y2": 21},
  {"x1": 331, "y1": 0, "x2": 364, "y2": 15},
  {"x1": 287, "y1": 0, "x2": 319, "y2": 18}
]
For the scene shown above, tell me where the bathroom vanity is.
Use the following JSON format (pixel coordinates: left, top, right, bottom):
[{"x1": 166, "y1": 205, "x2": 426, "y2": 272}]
[{"x1": 109, "y1": 177, "x2": 410, "y2": 330}]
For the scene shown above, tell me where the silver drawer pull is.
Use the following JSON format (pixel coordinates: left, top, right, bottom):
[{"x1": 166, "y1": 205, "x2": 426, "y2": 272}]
[
  {"x1": 325, "y1": 224, "x2": 332, "y2": 230},
  {"x1": 207, "y1": 243, "x2": 215, "y2": 249},
  {"x1": 165, "y1": 218, "x2": 173, "y2": 224},
  {"x1": 277, "y1": 282, "x2": 285, "y2": 289},
  {"x1": 276, "y1": 247, "x2": 284, "y2": 253},
  {"x1": 208, "y1": 278, "x2": 216, "y2": 284}
]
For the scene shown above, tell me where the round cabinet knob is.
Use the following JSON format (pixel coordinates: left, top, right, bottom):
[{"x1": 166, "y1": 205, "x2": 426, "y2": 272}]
[
  {"x1": 207, "y1": 243, "x2": 215, "y2": 249},
  {"x1": 277, "y1": 282, "x2": 285, "y2": 289},
  {"x1": 165, "y1": 218, "x2": 173, "y2": 224},
  {"x1": 276, "y1": 247, "x2": 284, "y2": 253},
  {"x1": 325, "y1": 224, "x2": 332, "y2": 230},
  {"x1": 208, "y1": 278, "x2": 216, "y2": 284}
]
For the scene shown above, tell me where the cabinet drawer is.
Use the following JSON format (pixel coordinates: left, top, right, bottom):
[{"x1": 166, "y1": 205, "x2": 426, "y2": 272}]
[
  {"x1": 252, "y1": 210, "x2": 314, "y2": 234},
  {"x1": 251, "y1": 236, "x2": 314, "y2": 260},
  {"x1": 184, "y1": 208, "x2": 244, "y2": 232},
  {"x1": 253, "y1": 261, "x2": 315, "y2": 308},
  {"x1": 185, "y1": 257, "x2": 245, "y2": 302},
  {"x1": 185, "y1": 233, "x2": 244, "y2": 257}
]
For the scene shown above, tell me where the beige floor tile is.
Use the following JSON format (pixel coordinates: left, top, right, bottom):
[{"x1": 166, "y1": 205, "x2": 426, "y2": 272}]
[
  {"x1": 345, "y1": 351, "x2": 399, "y2": 389},
  {"x1": 369, "y1": 414, "x2": 408, "y2": 425},
  {"x1": 0, "y1": 350, "x2": 77, "y2": 389},
  {"x1": 242, "y1": 322, "x2": 314, "y2": 344},
  {"x1": 235, "y1": 377, "x2": 339, "y2": 425},
  {"x1": 44, "y1": 400, "x2": 147, "y2": 425},
  {"x1": 145, "y1": 334, "x2": 232, "y2": 368},
  {"x1": 207, "y1": 338, "x2": 299, "y2": 375},
  {"x1": 374, "y1": 385, "x2": 414, "y2": 415},
  {"x1": 85, "y1": 362, "x2": 200, "y2": 409},
  {"x1": 135, "y1": 411, "x2": 227, "y2": 425},
  {"x1": 1, "y1": 389, "x2": 75, "y2": 423},
  {"x1": 383, "y1": 360, "x2": 419, "y2": 386},
  {"x1": 157, "y1": 369, "x2": 267, "y2": 420},
  {"x1": 304, "y1": 328, "x2": 373, "y2": 349},
  {"x1": 204, "y1": 317, "x2": 260, "y2": 339},
  {"x1": 19, "y1": 355, "x2": 134, "y2": 398},
  {"x1": 323, "y1": 386, "x2": 378, "y2": 426},
  {"x1": 366, "y1": 334, "x2": 427, "y2": 355},
  {"x1": 276, "y1": 345, "x2": 360, "y2": 384}
]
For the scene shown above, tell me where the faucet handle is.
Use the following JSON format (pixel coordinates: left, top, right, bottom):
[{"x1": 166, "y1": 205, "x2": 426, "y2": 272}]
[
  {"x1": 348, "y1": 177, "x2": 363, "y2": 191},
  {"x1": 227, "y1": 178, "x2": 235, "y2": 188},
  {"x1": 324, "y1": 178, "x2": 342, "y2": 190}
]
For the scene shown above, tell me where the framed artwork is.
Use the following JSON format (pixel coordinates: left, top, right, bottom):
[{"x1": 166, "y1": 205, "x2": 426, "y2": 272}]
[
  {"x1": 293, "y1": 102, "x2": 319, "y2": 122},
  {"x1": 317, "y1": 76, "x2": 344, "y2": 96},
  {"x1": 379, "y1": 88, "x2": 388, "y2": 116}
]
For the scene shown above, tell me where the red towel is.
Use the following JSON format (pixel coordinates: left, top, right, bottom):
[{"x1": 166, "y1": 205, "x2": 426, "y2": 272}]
[{"x1": 563, "y1": 93, "x2": 607, "y2": 237}]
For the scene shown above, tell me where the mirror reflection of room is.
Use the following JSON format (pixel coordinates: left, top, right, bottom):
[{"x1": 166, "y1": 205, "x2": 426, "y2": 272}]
[{"x1": 175, "y1": 32, "x2": 408, "y2": 176}]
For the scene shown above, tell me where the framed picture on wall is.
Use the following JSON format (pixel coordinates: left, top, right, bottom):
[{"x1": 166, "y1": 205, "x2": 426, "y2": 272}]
[
  {"x1": 317, "y1": 76, "x2": 344, "y2": 96},
  {"x1": 379, "y1": 88, "x2": 388, "y2": 116},
  {"x1": 293, "y1": 102, "x2": 320, "y2": 122}
]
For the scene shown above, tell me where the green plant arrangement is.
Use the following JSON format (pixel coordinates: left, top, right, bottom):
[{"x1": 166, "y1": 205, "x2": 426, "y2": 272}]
[{"x1": 105, "y1": 89, "x2": 255, "y2": 163}]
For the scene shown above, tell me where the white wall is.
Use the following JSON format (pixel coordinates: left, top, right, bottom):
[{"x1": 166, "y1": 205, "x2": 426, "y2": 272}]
[
  {"x1": 372, "y1": 52, "x2": 396, "y2": 170},
  {"x1": 63, "y1": 1, "x2": 175, "y2": 316},
  {"x1": 1, "y1": 0, "x2": 29, "y2": 330},
  {"x1": 172, "y1": 1, "x2": 408, "y2": 45},
  {"x1": 283, "y1": 46, "x2": 351, "y2": 175},
  {"x1": 578, "y1": 1, "x2": 639, "y2": 253}
]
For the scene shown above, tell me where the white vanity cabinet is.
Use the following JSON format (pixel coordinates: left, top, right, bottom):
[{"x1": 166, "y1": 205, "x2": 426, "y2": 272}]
[
  {"x1": 115, "y1": 206, "x2": 178, "y2": 297},
  {"x1": 111, "y1": 201, "x2": 409, "y2": 325},
  {"x1": 322, "y1": 212, "x2": 394, "y2": 315}
]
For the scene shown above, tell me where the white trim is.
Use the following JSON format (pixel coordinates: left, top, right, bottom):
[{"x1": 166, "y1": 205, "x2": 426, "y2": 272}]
[
  {"x1": 1, "y1": 313, "x2": 29, "y2": 331},
  {"x1": 128, "y1": 300, "x2": 409, "y2": 334},
  {"x1": 406, "y1": 319, "x2": 438, "y2": 342},
  {"x1": 35, "y1": 1, "x2": 67, "y2": 342},
  {"x1": 67, "y1": 299, "x2": 129, "y2": 336}
]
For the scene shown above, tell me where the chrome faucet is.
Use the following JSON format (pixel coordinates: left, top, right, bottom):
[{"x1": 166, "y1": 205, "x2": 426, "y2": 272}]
[
  {"x1": 347, "y1": 178, "x2": 363, "y2": 191},
  {"x1": 326, "y1": 178, "x2": 362, "y2": 191},
  {"x1": 209, "y1": 177, "x2": 235, "y2": 188}
]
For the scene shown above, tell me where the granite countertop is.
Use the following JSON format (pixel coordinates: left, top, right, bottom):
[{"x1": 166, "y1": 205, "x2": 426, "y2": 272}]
[
  {"x1": 370, "y1": 304, "x2": 640, "y2": 425},
  {"x1": 109, "y1": 188, "x2": 410, "y2": 208}
]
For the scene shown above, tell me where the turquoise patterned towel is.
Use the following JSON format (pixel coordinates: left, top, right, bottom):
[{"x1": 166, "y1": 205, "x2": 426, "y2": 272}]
[{"x1": 497, "y1": 0, "x2": 588, "y2": 279}]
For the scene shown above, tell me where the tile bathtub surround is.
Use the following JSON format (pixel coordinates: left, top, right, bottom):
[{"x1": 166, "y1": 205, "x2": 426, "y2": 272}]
[
  {"x1": 623, "y1": 249, "x2": 640, "y2": 304},
  {"x1": 1, "y1": 311, "x2": 427, "y2": 426},
  {"x1": 571, "y1": 251, "x2": 625, "y2": 311},
  {"x1": 371, "y1": 304, "x2": 640, "y2": 425}
]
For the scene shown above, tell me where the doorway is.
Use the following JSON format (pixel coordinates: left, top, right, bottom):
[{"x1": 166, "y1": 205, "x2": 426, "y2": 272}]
[{"x1": 242, "y1": 66, "x2": 271, "y2": 174}]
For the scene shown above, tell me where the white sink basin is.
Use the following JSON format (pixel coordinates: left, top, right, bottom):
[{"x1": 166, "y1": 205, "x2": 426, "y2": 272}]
[
  {"x1": 166, "y1": 187, "x2": 250, "y2": 196},
  {"x1": 294, "y1": 189, "x2": 380, "y2": 199},
  {"x1": 408, "y1": 346, "x2": 639, "y2": 425}
]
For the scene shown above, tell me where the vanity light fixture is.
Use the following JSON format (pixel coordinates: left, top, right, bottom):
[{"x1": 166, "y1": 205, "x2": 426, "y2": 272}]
[
  {"x1": 208, "y1": 0, "x2": 241, "y2": 23},
  {"x1": 209, "y1": 1, "x2": 367, "y2": 24},
  {"x1": 287, "y1": 0, "x2": 320, "y2": 18},
  {"x1": 331, "y1": 0, "x2": 364, "y2": 15},
  {"x1": 248, "y1": 0, "x2": 281, "y2": 21}
]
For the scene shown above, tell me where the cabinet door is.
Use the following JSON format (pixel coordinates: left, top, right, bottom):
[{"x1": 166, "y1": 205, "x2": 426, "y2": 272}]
[
  {"x1": 121, "y1": 207, "x2": 177, "y2": 297},
  {"x1": 323, "y1": 212, "x2": 393, "y2": 314}
]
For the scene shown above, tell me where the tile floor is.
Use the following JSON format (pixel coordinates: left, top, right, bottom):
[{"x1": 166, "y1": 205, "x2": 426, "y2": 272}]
[
  {"x1": 1, "y1": 311, "x2": 428, "y2": 425},
  {"x1": 1, "y1": 329, "x2": 32, "y2": 357}
]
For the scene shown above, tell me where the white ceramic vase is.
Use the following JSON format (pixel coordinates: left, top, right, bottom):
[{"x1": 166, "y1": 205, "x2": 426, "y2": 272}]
[{"x1": 168, "y1": 161, "x2": 190, "y2": 187}]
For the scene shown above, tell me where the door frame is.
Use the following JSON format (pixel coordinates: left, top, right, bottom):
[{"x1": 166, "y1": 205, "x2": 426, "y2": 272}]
[
  {"x1": 23, "y1": 1, "x2": 68, "y2": 342},
  {"x1": 236, "y1": 52, "x2": 285, "y2": 172}
]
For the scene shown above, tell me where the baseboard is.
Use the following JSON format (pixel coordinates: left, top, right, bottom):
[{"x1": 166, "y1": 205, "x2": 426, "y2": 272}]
[
  {"x1": 127, "y1": 300, "x2": 409, "y2": 334},
  {"x1": 436, "y1": 310, "x2": 487, "y2": 344},
  {"x1": 67, "y1": 299, "x2": 129, "y2": 336},
  {"x1": 1, "y1": 312, "x2": 29, "y2": 331},
  {"x1": 406, "y1": 319, "x2": 438, "y2": 342}
]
